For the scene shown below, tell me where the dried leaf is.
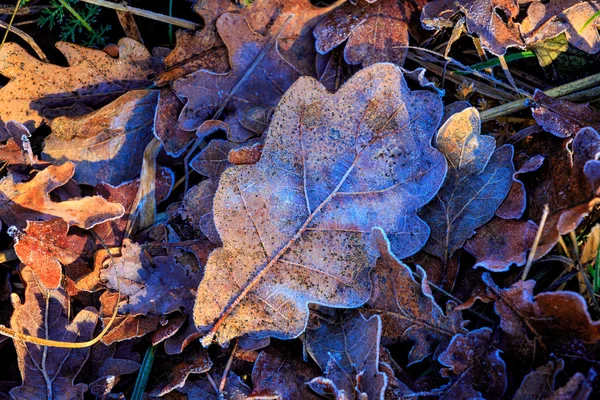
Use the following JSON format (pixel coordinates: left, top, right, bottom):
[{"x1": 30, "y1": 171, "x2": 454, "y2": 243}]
[
  {"x1": 180, "y1": 178, "x2": 221, "y2": 244},
  {"x1": 496, "y1": 153, "x2": 544, "y2": 220},
  {"x1": 150, "y1": 347, "x2": 213, "y2": 397},
  {"x1": 420, "y1": 107, "x2": 515, "y2": 262},
  {"x1": 0, "y1": 122, "x2": 38, "y2": 167},
  {"x1": 581, "y1": 224, "x2": 600, "y2": 265},
  {"x1": 484, "y1": 273, "x2": 600, "y2": 361},
  {"x1": 421, "y1": 0, "x2": 523, "y2": 55},
  {"x1": 13, "y1": 218, "x2": 91, "y2": 290},
  {"x1": 512, "y1": 360, "x2": 564, "y2": 400},
  {"x1": 438, "y1": 327, "x2": 507, "y2": 399},
  {"x1": 192, "y1": 63, "x2": 446, "y2": 346},
  {"x1": 173, "y1": 12, "x2": 301, "y2": 141},
  {"x1": 9, "y1": 266, "x2": 98, "y2": 400},
  {"x1": 174, "y1": 372, "x2": 250, "y2": 400},
  {"x1": 521, "y1": 1, "x2": 600, "y2": 54},
  {"x1": 531, "y1": 33, "x2": 569, "y2": 67},
  {"x1": 366, "y1": 229, "x2": 465, "y2": 364},
  {"x1": 190, "y1": 138, "x2": 261, "y2": 178},
  {"x1": 464, "y1": 218, "x2": 538, "y2": 272},
  {"x1": 155, "y1": 88, "x2": 196, "y2": 157},
  {"x1": 314, "y1": 0, "x2": 426, "y2": 66},
  {"x1": 42, "y1": 90, "x2": 159, "y2": 187},
  {"x1": 0, "y1": 39, "x2": 153, "y2": 135},
  {"x1": 248, "y1": 346, "x2": 321, "y2": 400},
  {"x1": 228, "y1": 143, "x2": 263, "y2": 165},
  {"x1": 0, "y1": 162, "x2": 125, "y2": 230},
  {"x1": 306, "y1": 310, "x2": 388, "y2": 400}
]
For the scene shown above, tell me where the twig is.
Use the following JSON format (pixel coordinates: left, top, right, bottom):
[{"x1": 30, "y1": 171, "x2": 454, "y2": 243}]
[
  {"x1": 79, "y1": 0, "x2": 199, "y2": 30},
  {"x1": 481, "y1": 71, "x2": 600, "y2": 121},
  {"x1": 522, "y1": 205, "x2": 549, "y2": 281},
  {"x1": 219, "y1": 339, "x2": 238, "y2": 395},
  {"x1": 0, "y1": 19, "x2": 48, "y2": 61}
]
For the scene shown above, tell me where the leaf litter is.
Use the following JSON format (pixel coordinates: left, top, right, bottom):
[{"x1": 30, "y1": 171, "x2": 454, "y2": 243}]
[{"x1": 1, "y1": 0, "x2": 600, "y2": 398}]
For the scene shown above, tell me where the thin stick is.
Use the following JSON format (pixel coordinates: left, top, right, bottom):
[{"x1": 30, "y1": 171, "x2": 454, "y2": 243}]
[
  {"x1": 522, "y1": 205, "x2": 549, "y2": 281},
  {"x1": 79, "y1": 0, "x2": 199, "y2": 30},
  {"x1": 219, "y1": 339, "x2": 238, "y2": 393},
  {"x1": 0, "y1": 19, "x2": 48, "y2": 61},
  {"x1": 481, "y1": 71, "x2": 600, "y2": 121},
  {"x1": 0, "y1": 0, "x2": 22, "y2": 53}
]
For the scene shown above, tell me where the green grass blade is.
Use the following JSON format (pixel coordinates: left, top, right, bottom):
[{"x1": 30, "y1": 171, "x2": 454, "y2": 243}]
[
  {"x1": 581, "y1": 9, "x2": 600, "y2": 32},
  {"x1": 131, "y1": 345, "x2": 156, "y2": 400},
  {"x1": 57, "y1": 0, "x2": 96, "y2": 35}
]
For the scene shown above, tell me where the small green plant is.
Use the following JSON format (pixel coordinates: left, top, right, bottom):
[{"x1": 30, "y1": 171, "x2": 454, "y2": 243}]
[{"x1": 38, "y1": 0, "x2": 110, "y2": 48}]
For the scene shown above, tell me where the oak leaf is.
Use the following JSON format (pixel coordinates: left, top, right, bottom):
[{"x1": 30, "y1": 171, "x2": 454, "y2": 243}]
[
  {"x1": 192, "y1": 63, "x2": 446, "y2": 346},
  {"x1": 42, "y1": 90, "x2": 159, "y2": 187},
  {"x1": 174, "y1": 372, "x2": 250, "y2": 400},
  {"x1": 0, "y1": 162, "x2": 125, "y2": 230},
  {"x1": 154, "y1": 88, "x2": 196, "y2": 157},
  {"x1": 314, "y1": 0, "x2": 426, "y2": 66},
  {"x1": 438, "y1": 327, "x2": 507, "y2": 399},
  {"x1": 180, "y1": 178, "x2": 221, "y2": 244},
  {"x1": 190, "y1": 138, "x2": 262, "y2": 178},
  {"x1": 0, "y1": 122, "x2": 39, "y2": 168},
  {"x1": 9, "y1": 266, "x2": 98, "y2": 400},
  {"x1": 420, "y1": 107, "x2": 515, "y2": 263},
  {"x1": 305, "y1": 310, "x2": 387, "y2": 400},
  {"x1": 13, "y1": 218, "x2": 91, "y2": 290},
  {"x1": 173, "y1": 12, "x2": 301, "y2": 141},
  {"x1": 366, "y1": 228, "x2": 465, "y2": 364},
  {"x1": 0, "y1": 39, "x2": 153, "y2": 135},
  {"x1": 495, "y1": 153, "x2": 544, "y2": 220},
  {"x1": 521, "y1": 1, "x2": 600, "y2": 54},
  {"x1": 421, "y1": 0, "x2": 523, "y2": 55}
]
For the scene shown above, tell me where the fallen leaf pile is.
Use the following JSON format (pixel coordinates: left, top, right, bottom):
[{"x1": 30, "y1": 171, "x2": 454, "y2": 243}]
[{"x1": 1, "y1": 0, "x2": 600, "y2": 399}]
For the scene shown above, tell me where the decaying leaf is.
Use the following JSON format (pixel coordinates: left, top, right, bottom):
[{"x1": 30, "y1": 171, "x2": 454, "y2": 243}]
[
  {"x1": 0, "y1": 38, "x2": 153, "y2": 135},
  {"x1": 464, "y1": 218, "x2": 538, "y2": 272},
  {"x1": 154, "y1": 88, "x2": 197, "y2": 157},
  {"x1": 0, "y1": 121, "x2": 38, "y2": 167},
  {"x1": 420, "y1": 107, "x2": 514, "y2": 262},
  {"x1": 13, "y1": 218, "x2": 91, "y2": 290},
  {"x1": 149, "y1": 346, "x2": 213, "y2": 397},
  {"x1": 496, "y1": 153, "x2": 544, "y2": 220},
  {"x1": 42, "y1": 90, "x2": 159, "y2": 187},
  {"x1": 192, "y1": 63, "x2": 446, "y2": 346},
  {"x1": 484, "y1": 273, "x2": 600, "y2": 360},
  {"x1": 9, "y1": 266, "x2": 98, "y2": 400},
  {"x1": 366, "y1": 228, "x2": 465, "y2": 364},
  {"x1": 180, "y1": 178, "x2": 221, "y2": 244},
  {"x1": 438, "y1": 327, "x2": 507, "y2": 399},
  {"x1": 248, "y1": 346, "x2": 321, "y2": 400},
  {"x1": 421, "y1": 0, "x2": 523, "y2": 55},
  {"x1": 512, "y1": 360, "x2": 564, "y2": 400},
  {"x1": 521, "y1": 0, "x2": 600, "y2": 54},
  {"x1": 174, "y1": 372, "x2": 250, "y2": 400},
  {"x1": 530, "y1": 90, "x2": 600, "y2": 138},
  {"x1": 0, "y1": 162, "x2": 125, "y2": 230},
  {"x1": 306, "y1": 310, "x2": 388, "y2": 400},
  {"x1": 190, "y1": 138, "x2": 261, "y2": 178},
  {"x1": 314, "y1": 0, "x2": 426, "y2": 66},
  {"x1": 173, "y1": 12, "x2": 301, "y2": 141}
]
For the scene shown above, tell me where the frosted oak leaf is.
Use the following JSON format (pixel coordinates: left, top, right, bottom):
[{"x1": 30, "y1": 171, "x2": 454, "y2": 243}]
[{"x1": 193, "y1": 63, "x2": 447, "y2": 346}]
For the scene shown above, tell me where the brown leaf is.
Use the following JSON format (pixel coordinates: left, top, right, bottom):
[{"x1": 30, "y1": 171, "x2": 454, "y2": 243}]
[
  {"x1": 464, "y1": 218, "x2": 538, "y2": 272},
  {"x1": 306, "y1": 310, "x2": 388, "y2": 400},
  {"x1": 0, "y1": 38, "x2": 154, "y2": 135},
  {"x1": 438, "y1": 327, "x2": 507, "y2": 399},
  {"x1": 228, "y1": 143, "x2": 263, "y2": 165},
  {"x1": 0, "y1": 162, "x2": 125, "y2": 230},
  {"x1": 42, "y1": 90, "x2": 159, "y2": 187},
  {"x1": 530, "y1": 90, "x2": 600, "y2": 138},
  {"x1": 421, "y1": 0, "x2": 523, "y2": 55},
  {"x1": 248, "y1": 346, "x2": 321, "y2": 400},
  {"x1": 314, "y1": 0, "x2": 425, "y2": 66},
  {"x1": 0, "y1": 121, "x2": 39, "y2": 167},
  {"x1": 192, "y1": 63, "x2": 446, "y2": 346},
  {"x1": 154, "y1": 88, "x2": 196, "y2": 157},
  {"x1": 366, "y1": 229, "x2": 465, "y2": 364},
  {"x1": 150, "y1": 346, "x2": 213, "y2": 397},
  {"x1": 190, "y1": 138, "x2": 261, "y2": 178},
  {"x1": 13, "y1": 218, "x2": 91, "y2": 290},
  {"x1": 9, "y1": 266, "x2": 98, "y2": 399},
  {"x1": 521, "y1": 1, "x2": 600, "y2": 54},
  {"x1": 484, "y1": 273, "x2": 600, "y2": 361},
  {"x1": 420, "y1": 107, "x2": 515, "y2": 262},
  {"x1": 495, "y1": 153, "x2": 544, "y2": 219},
  {"x1": 512, "y1": 360, "x2": 563, "y2": 400},
  {"x1": 174, "y1": 372, "x2": 250, "y2": 400},
  {"x1": 180, "y1": 178, "x2": 221, "y2": 244},
  {"x1": 173, "y1": 12, "x2": 301, "y2": 141}
]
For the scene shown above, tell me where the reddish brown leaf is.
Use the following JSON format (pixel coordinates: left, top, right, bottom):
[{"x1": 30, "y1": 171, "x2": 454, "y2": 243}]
[
  {"x1": 190, "y1": 138, "x2": 261, "y2": 178},
  {"x1": 13, "y1": 218, "x2": 91, "y2": 290},
  {"x1": 248, "y1": 346, "x2": 321, "y2": 400},
  {"x1": 512, "y1": 360, "x2": 564, "y2": 400},
  {"x1": 420, "y1": 107, "x2": 515, "y2": 262},
  {"x1": 438, "y1": 328, "x2": 507, "y2": 399},
  {"x1": 0, "y1": 39, "x2": 154, "y2": 135},
  {"x1": 496, "y1": 153, "x2": 544, "y2": 219},
  {"x1": 530, "y1": 90, "x2": 600, "y2": 138},
  {"x1": 0, "y1": 162, "x2": 125, "y2": 230},
  {"x1": 366, "y1": 229, "x2": 465, "y2": 364},
  {"x1": 192, "y1": 64, "x2": 446, "y2": 346},
  {"x1": 228, "y1": 143, "x2": 263, "y2": 165},
  {"x1": 314, "y1": 0, "x2": 426, "y2": 66},
  {"x1": 9, "y1": 266, "x2": 98, "y2": 399},
  {"x1": 180, "y1": 178, "x2": 221, "y2": 244},
  {"x1": 521, "y1": 1, "x2": 600, "y2": 54},
  {"x1": 306, "y1": 310, "x2": 388, "y2": 400},
  {"x1": 422, "y1": 0, "x2": 523, "y2": 55},
  {"x1": 0, "y1": 121, "x2": 39, "y2": 167},
  {"x1": 173, "y1": 12, "x2": 301, "y2": 141},
  {"x1": 42, "y1": 90, "x2": 159, "y2": 187},
  {"x1": 150, "y1": 347, "x2": 213, "y2": 397},
  {"x1": 464, "y1": 218, "x2": 538, "y2": 272},
  {"x1": 174, "y1": 372, "x2": 250, "y2": 400},
  {"x1": 154, "y1": 88, "x2": 197, "y2": 157}
]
